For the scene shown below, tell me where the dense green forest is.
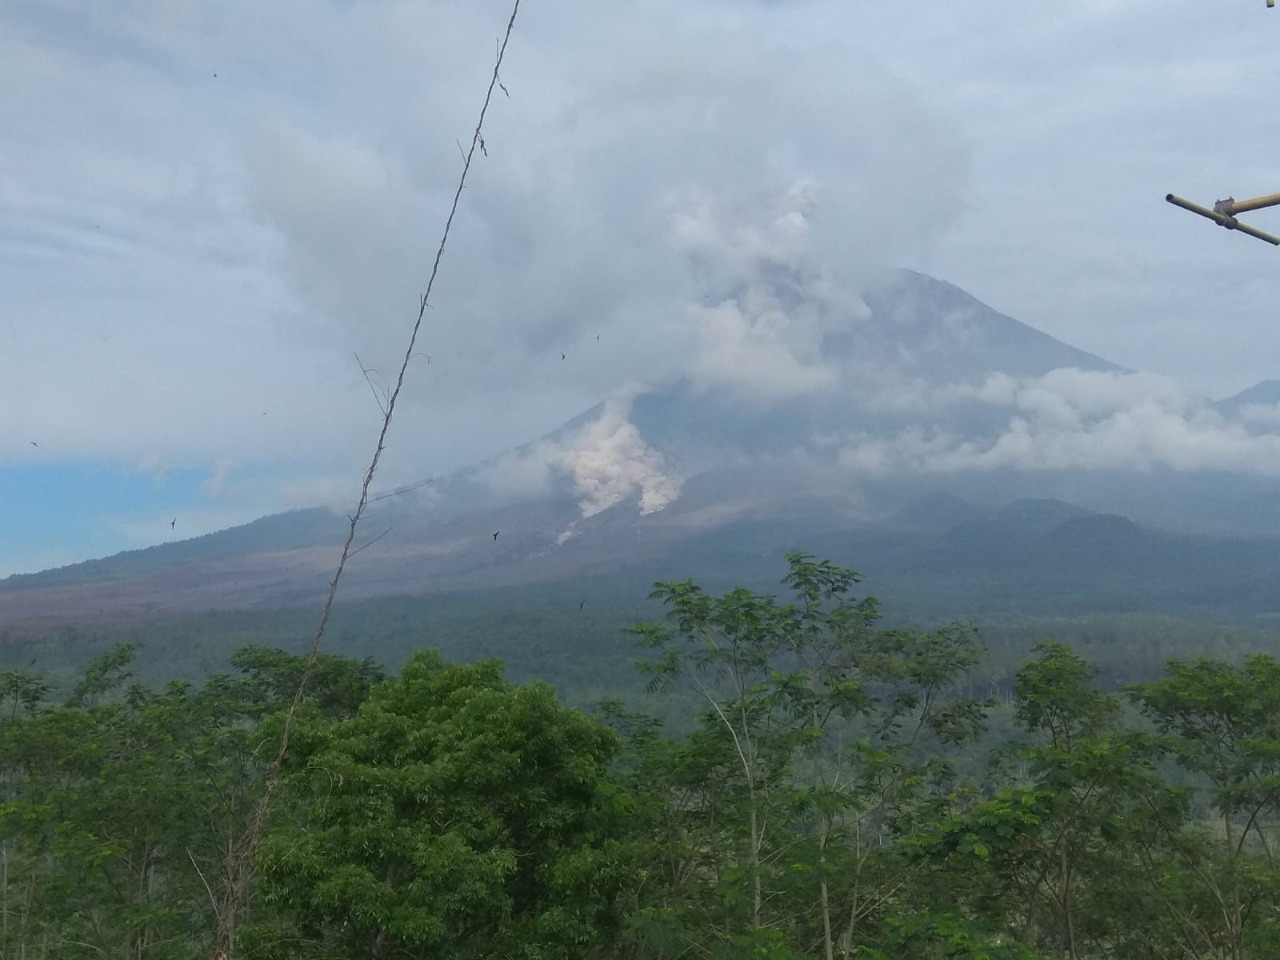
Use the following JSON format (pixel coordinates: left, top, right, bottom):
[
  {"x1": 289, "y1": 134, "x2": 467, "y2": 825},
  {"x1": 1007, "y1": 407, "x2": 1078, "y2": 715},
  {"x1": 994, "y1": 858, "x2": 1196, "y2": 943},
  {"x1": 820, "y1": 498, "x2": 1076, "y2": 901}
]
[
  {"x1": 3, "y1": 554, "x2": 1280, "y2": 958},
  {"x1": 3, "y1": 571, "x2": 1279, "y2": 708}
]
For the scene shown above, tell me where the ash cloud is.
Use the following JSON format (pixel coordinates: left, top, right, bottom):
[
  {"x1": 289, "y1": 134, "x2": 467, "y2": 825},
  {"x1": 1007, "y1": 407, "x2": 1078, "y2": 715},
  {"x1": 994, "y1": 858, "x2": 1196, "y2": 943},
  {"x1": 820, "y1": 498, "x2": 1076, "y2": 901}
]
[
  {"x1": 236, "y1": 0, "x2": 969, "y2": 421},
  {"x1": 670, "y1": 181, "x2": 847, "y2": 402}
]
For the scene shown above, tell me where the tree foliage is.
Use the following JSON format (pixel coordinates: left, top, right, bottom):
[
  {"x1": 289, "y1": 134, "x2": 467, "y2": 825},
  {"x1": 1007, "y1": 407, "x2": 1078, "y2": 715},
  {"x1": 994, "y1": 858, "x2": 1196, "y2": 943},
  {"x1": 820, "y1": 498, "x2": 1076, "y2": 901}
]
[
  {"x1": 250, "y1": 650, "x2": 635, "y2": 959},
  {"x1": 1, "y1": 556, "x2": 1279, "y2": 959}
]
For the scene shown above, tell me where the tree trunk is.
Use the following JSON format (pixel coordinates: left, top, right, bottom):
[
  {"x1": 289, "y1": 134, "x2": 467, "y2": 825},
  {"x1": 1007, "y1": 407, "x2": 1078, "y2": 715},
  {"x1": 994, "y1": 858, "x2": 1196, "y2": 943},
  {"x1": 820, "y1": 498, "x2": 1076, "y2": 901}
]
[
  {"x1": 819, "y1": 876, "x2": 834, "y2": 960},
  {"x1": 750, "y1": 805, "x2": 762, "y2": 928},
  {"x1": 1062, "y1": 854, "x2": 1078, "y2": 960},
  {"x1": 812, "y1": 699, "x2": 834, "y2": 960}
]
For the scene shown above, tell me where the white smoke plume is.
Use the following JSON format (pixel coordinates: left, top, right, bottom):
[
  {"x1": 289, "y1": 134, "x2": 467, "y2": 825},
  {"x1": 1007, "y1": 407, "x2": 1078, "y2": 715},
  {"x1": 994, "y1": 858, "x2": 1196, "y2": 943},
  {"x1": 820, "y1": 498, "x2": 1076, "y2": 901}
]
[
  {"x1": 477, "y1": 395, "x2": 681, "y2": 518},
  {"x1": 547, "y1": 397, "x2": 682, "y2": 517}
]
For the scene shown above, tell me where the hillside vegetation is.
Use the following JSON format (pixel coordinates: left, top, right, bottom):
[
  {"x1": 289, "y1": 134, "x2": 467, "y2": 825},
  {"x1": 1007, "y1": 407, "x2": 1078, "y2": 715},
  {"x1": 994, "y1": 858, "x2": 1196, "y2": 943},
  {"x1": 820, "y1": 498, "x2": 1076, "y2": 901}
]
[{"x1": 2, "y1": 554, "x2": 1279, "y2": 958}]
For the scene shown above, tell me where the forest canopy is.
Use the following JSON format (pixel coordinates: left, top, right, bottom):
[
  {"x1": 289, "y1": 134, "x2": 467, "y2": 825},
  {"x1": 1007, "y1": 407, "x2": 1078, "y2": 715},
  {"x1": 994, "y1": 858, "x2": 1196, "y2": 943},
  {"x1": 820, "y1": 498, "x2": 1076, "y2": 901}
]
[{"x1": 1, "y1": 553, "x2": 1278, "y2": 959}]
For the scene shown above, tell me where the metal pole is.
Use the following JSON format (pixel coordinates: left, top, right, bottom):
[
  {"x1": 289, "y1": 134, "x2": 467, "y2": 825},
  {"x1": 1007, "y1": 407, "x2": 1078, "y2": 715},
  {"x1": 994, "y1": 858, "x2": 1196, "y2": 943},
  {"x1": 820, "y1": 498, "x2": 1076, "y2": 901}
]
[
  {"x1": 1218, "y1": 192, "x2": 1280, "y2": 215},
  {"x1": 1165, "y1": 193, "x2": 1280, "y2": 245}
]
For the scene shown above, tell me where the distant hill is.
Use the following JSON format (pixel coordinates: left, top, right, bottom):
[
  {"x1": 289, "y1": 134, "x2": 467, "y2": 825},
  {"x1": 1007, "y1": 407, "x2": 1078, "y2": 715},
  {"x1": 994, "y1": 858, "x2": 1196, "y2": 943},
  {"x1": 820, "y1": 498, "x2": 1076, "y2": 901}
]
[
  {"x1": 889, "y1": 491, "x2": 987, "y2": 532},
  {"x1": 6, "y1": 487, "x2": 1280, "y2": 630},
  {"x1": 1215, "y1": 379, "x2": 1280, "y2": 415},
  {"x1": 0, "y1": 509, "x2": 343, "y2": 592},
  {"x1": 992, "y1": 498, "x2": 1094, "y2": 536}
]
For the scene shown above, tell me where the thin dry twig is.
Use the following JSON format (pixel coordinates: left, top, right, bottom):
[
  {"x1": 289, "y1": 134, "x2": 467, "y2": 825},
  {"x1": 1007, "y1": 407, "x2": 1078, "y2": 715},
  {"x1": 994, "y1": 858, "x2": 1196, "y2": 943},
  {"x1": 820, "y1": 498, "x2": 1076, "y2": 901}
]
[
  {"x1": 207, "y1": 2, "x2": 522, "y2": 954},
  {"x1": 347, "y1": 526, "x2": 392, "y2": 560},
  {"x1": 355, "y1": 352, "x2": 389, "y2": 415},
  {"x1": 188, "y1": 849, "x2": 220, "y2": 920},
  {"x1": 409, "y1": 350, "x2": 438, "y2": 380}
]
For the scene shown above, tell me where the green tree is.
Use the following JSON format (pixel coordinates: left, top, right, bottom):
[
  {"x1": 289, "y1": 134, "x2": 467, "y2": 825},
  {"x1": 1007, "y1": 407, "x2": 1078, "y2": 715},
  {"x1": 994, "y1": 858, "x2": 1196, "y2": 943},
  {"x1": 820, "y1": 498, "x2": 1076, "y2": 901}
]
[
  {"x1": 0, "y1": 644, "x2": 218, "y2": 957},
  {"x1": 0, "y1": 642, "x2": 384, "y2": 959},
  {"x1": 916, "y1": 643, "x2": 1260, "y2": 960},
  {"x1": 626, "y1": 553, "x2": 988, "y2": 959},
  {"x1": 1130, "y1": 655, "x2": 1280, "y2": 959},
  {"x1": 250, "y1": 649, "x2": 635, "y2": 959}
]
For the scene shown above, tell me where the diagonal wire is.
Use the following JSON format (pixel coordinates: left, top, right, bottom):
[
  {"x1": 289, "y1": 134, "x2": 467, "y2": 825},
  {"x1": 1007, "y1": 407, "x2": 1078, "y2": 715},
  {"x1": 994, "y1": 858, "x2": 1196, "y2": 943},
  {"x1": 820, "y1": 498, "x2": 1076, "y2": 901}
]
[
  {"x1": 366, "y1": 474, "x2": 436, "y2": 505},
  {"x1": 208, "y1": 2, "x2": 522, "y2": 954}
]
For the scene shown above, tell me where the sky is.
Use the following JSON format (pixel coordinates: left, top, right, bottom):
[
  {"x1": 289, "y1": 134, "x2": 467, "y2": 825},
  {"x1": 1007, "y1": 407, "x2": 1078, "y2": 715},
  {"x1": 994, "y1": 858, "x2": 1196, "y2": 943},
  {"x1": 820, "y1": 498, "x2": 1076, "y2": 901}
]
[{"x1": 3, "y1": 0, "x2": 1280, "y2": 576}]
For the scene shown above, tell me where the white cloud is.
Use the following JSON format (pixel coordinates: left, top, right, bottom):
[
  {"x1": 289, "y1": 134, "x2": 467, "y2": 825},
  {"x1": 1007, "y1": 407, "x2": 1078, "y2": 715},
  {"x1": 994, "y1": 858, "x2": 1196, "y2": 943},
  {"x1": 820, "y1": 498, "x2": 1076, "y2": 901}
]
[
  {"x1": 0, "y1": 3, "x2": 963, "y2": 477},
  {"x1": 7, "y1": 0, "x2": 1280, "y2": 573},
  {"x1": 839, "y1": 369, "x2": 1280, "y2": 476},
  {"x1": 1233, "y1": 403, "x2": 1280, "y2": 430},
  {"x1": 199, "y1": 459, "x2": 237, "y2": 499}
]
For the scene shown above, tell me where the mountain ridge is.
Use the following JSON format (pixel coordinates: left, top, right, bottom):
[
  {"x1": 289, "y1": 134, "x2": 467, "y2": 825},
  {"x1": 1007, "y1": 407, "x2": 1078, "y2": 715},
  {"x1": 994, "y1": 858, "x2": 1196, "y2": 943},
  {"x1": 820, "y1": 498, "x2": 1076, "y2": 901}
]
[{"x1": 5, "y1": 269, "x2": 1280, "y2": 628}]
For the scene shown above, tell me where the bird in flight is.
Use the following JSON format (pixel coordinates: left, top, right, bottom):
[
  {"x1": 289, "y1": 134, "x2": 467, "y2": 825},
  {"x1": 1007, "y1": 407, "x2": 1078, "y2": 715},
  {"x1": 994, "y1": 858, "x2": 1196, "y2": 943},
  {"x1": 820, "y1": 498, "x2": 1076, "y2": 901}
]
[
  {"x1": 492, "y1": 531, "x2": 500, "y2": 541},
  {"x1": 560, "y1": 353, "x2": 566, "y2": 361},
  {"x1": 29, "y1": 441, "x2": 37, "y2": 447},
  {"x1": 170, "y1": 518, "x2": 176, "y2": 530},
  {"x1": 578, "y1": 599, "x2": 585, "y2": 611}
]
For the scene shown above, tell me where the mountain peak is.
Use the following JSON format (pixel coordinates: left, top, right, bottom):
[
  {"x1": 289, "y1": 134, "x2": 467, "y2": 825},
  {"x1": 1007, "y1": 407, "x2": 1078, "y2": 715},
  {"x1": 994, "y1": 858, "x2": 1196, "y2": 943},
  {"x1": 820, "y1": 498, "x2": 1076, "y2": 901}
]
[
  {"x1": 850, "y1": 270, "x2": 1124, "y2": 381},
  {"x1": 622, "y1": 270, "x2": 1129, "y2": 461},
  {"x1": 993, "y1": 498, "x2": 1093, "y2": 535}
]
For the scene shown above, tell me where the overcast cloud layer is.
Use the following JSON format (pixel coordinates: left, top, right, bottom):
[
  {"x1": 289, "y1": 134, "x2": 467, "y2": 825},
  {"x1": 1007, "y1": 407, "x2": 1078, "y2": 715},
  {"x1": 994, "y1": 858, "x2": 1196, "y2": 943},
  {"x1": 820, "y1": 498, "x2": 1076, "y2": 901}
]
[{"x1": 4, "y1": 0, "x2": 1280, "y2": 574}]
